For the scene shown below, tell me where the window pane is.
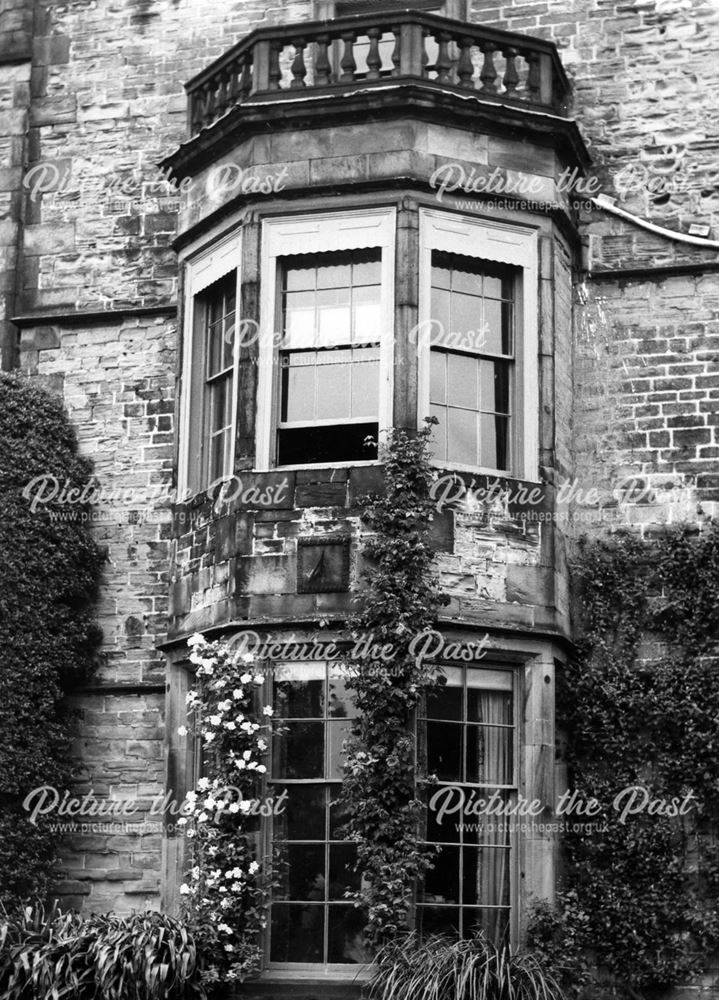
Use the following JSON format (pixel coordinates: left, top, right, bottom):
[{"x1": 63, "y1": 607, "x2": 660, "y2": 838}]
[
  {"x1": 317, "y1": 261, "x2": 351, "y2": 289},
  {"x1": 483, "y1": 299, "x2": 505, "y2": 355},
  {"x1": 467, "y1": 690, "x2": 513, "y2": 725},
  {"x1": 277, "y1": 422, "x2": 378, "y2": 466},
  {"x1": 286, "y1": 265, "x2": 316, "y2": 292},
  {"x1": 479, "y1": 413, "x2": 509, "y2": 471},
  {"x1": 427, "y1": 721, "x2": 462, "y2": 781},
  {"x1": 353, "y1": 285, "x2": 381, "y2": 343},
  {"x1": 447, "y1": 407, "x2": 477, "y2": 466},
  {"x1": 328, "y1": 674, "x2": 356, "y2": 718},
  {"x1": 425, "y1": 790, "x2": 460, "y2": 844},
  {"x1": 328, "y1": 906, "x2": 370, "y2": 963},
  {"x1": 283, "y1": 358, "x2": 316, "y2": 423},
  {"x1": 329, "y1": 844, "x2": 360, "y2": 899},
  {"x1": 431, "y1": 287, "x2": 451, "y2": 341},
  {"x1": 275, "y1": 843, "x2": 326, "y2": 901},
  {"x1": 430, "y1": 351, "x2": 446, "y2": 405},
  {"x1": 452, "y1": 291, "x2": 483, "y2": 341},
  {"x1": 329, "y1": 787, "x2": 352, "y2": 840},
  {"x1": 273, "y1": 721, "x2": 324, "y2": 779},
  {"x1": 274, "y1": 678, "x2": 324, "y2": 718},
  {"x1": 466, "y1": 725, "x2": 513, "y2": 785},
  {"x1": 351, "y1": 358, "x2": 380, "y2": 418},
  {"x1": 464, "y1": 907, "x2": 510, "y2": 947},
  {"x1": 273, "y1": 785, "x2": 326, "y2": 841},
  {"x1": 316, "y1": 360, "x2": 352, "y2": 420},
  {"x1": 463, "y1": 846, "x2": 511, "y2": 907},
  {"x1": 285, "y1": 290, "x2": 316, "y2": 348},
  {"x1": 416, "y1": 906, "x2": 460, "y2": 937},
  {"x1": 270, "y1": 904, "x2": 324, "y2": 963},
  {"x1": 425, "y1": 686, "x2": 463, "y2": 722},
  {"x1": 448, "y1": 353, "x2": 478, "y2": 410},
  {"x1": 328, "y1": 719, "x2": 352, "y2": 779},
  {"x1": 424, "y1": 844, "x2": 460, "y2": 903},
  {"x1": 317, "y1": 287, "x2": 351, "y2": 345},
  {"x1": 429, "y1": 404, "x2": 447, "y2": 462}
]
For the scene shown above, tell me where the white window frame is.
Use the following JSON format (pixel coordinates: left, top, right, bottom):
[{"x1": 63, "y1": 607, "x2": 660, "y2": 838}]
[
  {"x1": 179, "y1": 231, "x2": 242, "y2": 496},
  {"x1": 418, "y1": 209, "x2": 539, "y2": 481},
  {"x1": 257, "y1": 208, "x2": 396, "y2": 471}
]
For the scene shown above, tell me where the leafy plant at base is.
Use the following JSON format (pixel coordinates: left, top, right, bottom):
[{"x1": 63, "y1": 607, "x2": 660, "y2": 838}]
[
  {"x1": 368, "y1": 931, "x2": 565, "y2": 1000},
  {"x1": 0, "y1": 903, "x2": 203, "y2": 999},
  {"x1": 529, "y1": 524, "x2": 719, "y2": 998},
  {"x1": 0, "y1": 372, "x2": 103, "y2": 907},
  {"x1": 179, "y1": 633, "x2": 275, "y2": 988},
  {"x1": 340, "y1": 419, "x2": 449, "y2": 948}
]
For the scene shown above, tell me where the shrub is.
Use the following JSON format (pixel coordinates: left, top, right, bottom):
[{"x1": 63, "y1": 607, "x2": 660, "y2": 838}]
[
  {"x1": 0, "y1": 903, "x2": 204, "y2": 1000},
  {"x1": 368, "y1": 931, "x2": 565, "y2": 1000},
  {"x1": 0, "y1": 372, "x2": 104, "y2": 905}
]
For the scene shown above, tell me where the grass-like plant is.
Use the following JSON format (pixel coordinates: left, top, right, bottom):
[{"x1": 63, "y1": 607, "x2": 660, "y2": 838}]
[
  {"x1": 367, "y1": 932, "x2": 565, "y2": 1000},
  {"x1": 0, "y1": 903, "x2": 204, "y2": 1000}
]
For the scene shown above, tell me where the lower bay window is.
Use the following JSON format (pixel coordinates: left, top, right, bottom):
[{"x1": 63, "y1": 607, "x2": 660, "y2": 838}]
[{"x1": 264, "y1": 660, "x2": 517, "y2": 972}]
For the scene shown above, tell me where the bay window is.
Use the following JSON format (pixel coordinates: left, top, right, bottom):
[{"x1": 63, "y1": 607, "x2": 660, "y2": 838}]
[{"x1": 264, "y1": 660, "x2": 517, "y2": 972}]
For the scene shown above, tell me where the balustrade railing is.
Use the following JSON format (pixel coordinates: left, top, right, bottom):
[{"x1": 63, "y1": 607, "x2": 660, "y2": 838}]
[{"x1": 187, "y1": 10, "x2": 570, "y2": 136}]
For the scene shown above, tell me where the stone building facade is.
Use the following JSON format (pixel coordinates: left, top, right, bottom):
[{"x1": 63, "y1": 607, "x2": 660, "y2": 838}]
[{"x1": 2, "y1": 0, "x2": 719, "y2": 993}]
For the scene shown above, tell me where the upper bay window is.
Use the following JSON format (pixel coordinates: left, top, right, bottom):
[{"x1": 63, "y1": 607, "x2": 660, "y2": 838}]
[{"x1": 180, "y1": 206, "x2": 538, "y2": 489}]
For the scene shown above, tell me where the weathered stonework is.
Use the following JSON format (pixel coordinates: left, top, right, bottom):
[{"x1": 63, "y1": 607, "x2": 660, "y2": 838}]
[{"x1": 3, "y1": 0, "x2": 718, "y2": 994}]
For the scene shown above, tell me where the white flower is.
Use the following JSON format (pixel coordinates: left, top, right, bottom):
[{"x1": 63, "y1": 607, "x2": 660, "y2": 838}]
[
  {"x1": 262, "y1": 706, "x2": 274, "y2": 717},
  {"x1": 177, "y1": 817, "x2": 188, "y2": 826},
  {"x1": 253, "y1": 674, "x2": 264, "y2": 686},
  {"x1": 235, "y1": 759, "x2": 246, "y2": 770},
  {"x1": 203, "y1": 731, "x2": 215, "y2": 743},
  {"x1": 232, "y1": 688, "x2": 243, "y2": 699},
  {"x1": 218, "y1": 700, "x2": 232, "y2": 713},
  {"x1": 220, "y1": 898, "x2": 231, "y2": 909},
  {"x1": 249, "y1": 861, "x2": 260, "y2": 875},
  {"x1": 241, "y1": 654, "x2": 253, "y2": 664},
  {"x1": 224, "y1": 721, "x2": 236, "y2": 731},
  {"x1": 179, "y1": 883, "x2": 191, "y2": 895},
  {"x1": 238, "y1": 800, "x2": 252, "y2": 814},
  {"x1": 242, "y1": 749, "x2": 252, "y2": 761},
  {"x1": 256, "y1": 764, "x2": 267, "y2": 774},
  {"x1": 204, "y1": 797, "x2": 217, "y2": 810},
  {"x1": 219, "y1": 923, "x2": 233, "y2": 934},
  {"x1": 257, "y1": 739, "x2": 268, "y2": 751},
  {"x1": 197, "y1": 777, "x2": 211, "y2": 791},
  {"x1": 197, "y1": 812, "x2": 209, "y2": 823},
  {"x1": 228, "y1": 802, "x2": 240, "y2": 814},
  {"x1": 177, "y1": 725, "x2": 188, "y2": 737},
  {"x1": 231, "y1": 882, "x2": 242, "y2": 892},
  {"x1": 224, "y1": 944, "x2": 235, "y2": 952},
  {"x1": 209, "y1": 715, "x2": 221, "y2": 727},
  {"x1": 187, "y1": 633, "x2": 205, "y2": 647}
]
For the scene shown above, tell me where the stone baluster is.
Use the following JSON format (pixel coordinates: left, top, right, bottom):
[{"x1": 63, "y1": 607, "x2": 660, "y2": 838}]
[
  {"x1": 268, "y1": 42, "x2": 283, "y2": 91},
  {"x1": 290, "y1": 38, "x2": 307, "y2": 88},
  {"x1": 239, "y1": 53, "x2": 253, "y2": 98},
  {"x1": 366, "y1": 27, "x2": 383, "y2": 80},
  {"x1": 340, "y1": 31, "x2": 357, "y2": 83},
  {"x1": 503, "y1": 46, "x2": 519, "y2": 96},
  {"x1": 479, "y1": 41, "x2": 498, "y2": 93},
  {"x1": 315, "y1": 34, "x2": 331, "y2": 86},
  {"x1": 526, "y1": 51, "x2": 540, "y2": 101},
  {"x1": 434, "y1": 31, "x2": 452, "y2": 83},
  {"x1": 391, "y1": 25, "x2": 402, "y2": 77},
  {"x1": 457, "y1": 36, "x2": 474, "y2": 88}
]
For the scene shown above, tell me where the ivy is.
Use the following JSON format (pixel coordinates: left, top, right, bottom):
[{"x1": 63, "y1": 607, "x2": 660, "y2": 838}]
[
  {"x1": 340, "y1": 419, "x2": 448, "y2": 949},
  {"x1": 529, "y1": 524, "x2": 719, "y2": 998},
  {"x1": 0, "y1": 372, "x2": 103, "y2": 907}
]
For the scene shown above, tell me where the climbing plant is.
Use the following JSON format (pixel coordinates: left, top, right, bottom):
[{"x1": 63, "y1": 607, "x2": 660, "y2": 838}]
[
  {"x1": 340, "y1": 418, "x2": 448, "y2": 948},
  {"x1": 528, "y1": 524, "x2": 719, "y2": 997},
  {"x1": 0, "y1": 372, "x2": 103, "y2": 907},
  {"x1": 179, "y1": 633, "x2": 275, "y2": 989}
]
